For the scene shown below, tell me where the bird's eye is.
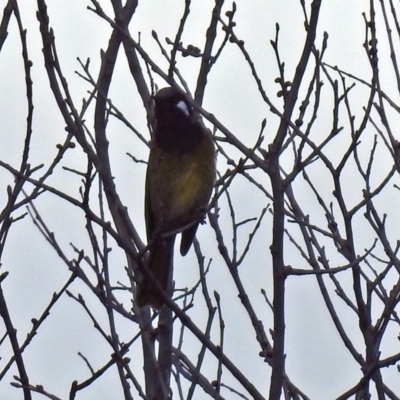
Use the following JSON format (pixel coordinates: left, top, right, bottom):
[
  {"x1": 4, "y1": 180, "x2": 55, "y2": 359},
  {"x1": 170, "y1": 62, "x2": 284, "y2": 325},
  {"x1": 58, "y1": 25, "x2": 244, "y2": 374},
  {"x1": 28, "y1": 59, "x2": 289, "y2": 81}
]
[{"x1": 175, "y1": 100, "x2": 190, "y2": 116}]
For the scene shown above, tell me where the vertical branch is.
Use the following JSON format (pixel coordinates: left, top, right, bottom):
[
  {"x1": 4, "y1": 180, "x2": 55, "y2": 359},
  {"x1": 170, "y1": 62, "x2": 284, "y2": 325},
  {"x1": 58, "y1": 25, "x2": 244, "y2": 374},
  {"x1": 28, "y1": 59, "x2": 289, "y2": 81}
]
[
  {"x1": 268, "y1": 171, "x2": 286, "y2": 400},
  {"x1": 0, "y1": 0, "x2": 33, "y2": 259},
  {"x1": 269, "y1": 2, "x2": 321, "y2": 399},
  {"x1": 272, "y1": 0, "x2": 321, "y2": 151},
  {"x1": 13, "y1": 1, "x2": 34, "y2": 171},
  {"x1": 91, "y1": 2, "x2": 167, "y2": 399},
  {"x1": 98, "y1": 177, "x2": 133, "y2": 400},
  {"x1": 0, "y1": 275, "x2": 32, "y2": 400},
  {"x1": 168, "y1": 0, "x2": 191, "y2": 80},
  {"x1": 194, "y1": 0, "x2": 225, "y2": 104},
  {"x1": 120, "y1": 0, "x2": 152, "y2": 110},
  {"x1": 157, "y1": 307, "x2": 173, "y2": 400},
  {"x1": 0, "y1": 4, "x2": 34, "y2": 397},
  {"x1": 0, "y1": 0, "x2": 14, "y2": 51}
]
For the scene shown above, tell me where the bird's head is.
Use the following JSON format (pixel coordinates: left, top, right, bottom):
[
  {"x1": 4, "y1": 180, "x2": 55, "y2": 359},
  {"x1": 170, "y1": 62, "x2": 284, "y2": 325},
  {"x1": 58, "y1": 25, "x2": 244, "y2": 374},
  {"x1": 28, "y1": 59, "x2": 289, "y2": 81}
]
[{"x1": 153, "y1": 87, "x2": 193, "y2": 122}]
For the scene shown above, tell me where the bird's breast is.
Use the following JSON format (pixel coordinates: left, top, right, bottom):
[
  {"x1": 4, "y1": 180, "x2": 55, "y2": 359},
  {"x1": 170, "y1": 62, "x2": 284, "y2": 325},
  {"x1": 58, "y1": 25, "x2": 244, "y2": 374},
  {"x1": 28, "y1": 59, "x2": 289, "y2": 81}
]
[{"x1": 148, "y1": 137, "x2": 215, "y2": 229}]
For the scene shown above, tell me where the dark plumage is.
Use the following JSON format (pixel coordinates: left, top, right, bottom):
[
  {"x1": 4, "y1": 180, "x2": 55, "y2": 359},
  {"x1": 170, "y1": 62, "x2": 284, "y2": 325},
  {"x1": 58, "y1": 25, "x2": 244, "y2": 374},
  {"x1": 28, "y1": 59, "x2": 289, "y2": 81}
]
[{"x1": 136, "y1": 87, "x2": 216, "y2": 309}]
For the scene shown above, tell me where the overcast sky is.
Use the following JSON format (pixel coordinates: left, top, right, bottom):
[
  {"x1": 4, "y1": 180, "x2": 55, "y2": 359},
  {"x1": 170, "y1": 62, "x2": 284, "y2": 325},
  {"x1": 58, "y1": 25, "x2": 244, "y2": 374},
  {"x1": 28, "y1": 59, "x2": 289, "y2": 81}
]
[{"x1": 0, "y1": 1, "x2": 398, "y2": 399}]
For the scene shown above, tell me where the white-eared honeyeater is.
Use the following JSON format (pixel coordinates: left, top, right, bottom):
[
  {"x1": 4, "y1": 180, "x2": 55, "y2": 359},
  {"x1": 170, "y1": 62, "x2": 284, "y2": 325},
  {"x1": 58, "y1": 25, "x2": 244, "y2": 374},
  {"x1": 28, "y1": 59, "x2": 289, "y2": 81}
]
[{"x1": 136, "y1": 87, "x2": 216, "y2": 309}]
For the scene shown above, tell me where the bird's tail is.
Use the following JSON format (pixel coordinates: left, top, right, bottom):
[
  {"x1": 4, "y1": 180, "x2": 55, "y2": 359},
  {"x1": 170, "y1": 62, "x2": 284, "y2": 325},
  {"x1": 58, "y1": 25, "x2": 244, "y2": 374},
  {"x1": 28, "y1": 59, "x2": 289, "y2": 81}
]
[{"x1": 136, "y1": 235, "x2": 175, "y2": 310}]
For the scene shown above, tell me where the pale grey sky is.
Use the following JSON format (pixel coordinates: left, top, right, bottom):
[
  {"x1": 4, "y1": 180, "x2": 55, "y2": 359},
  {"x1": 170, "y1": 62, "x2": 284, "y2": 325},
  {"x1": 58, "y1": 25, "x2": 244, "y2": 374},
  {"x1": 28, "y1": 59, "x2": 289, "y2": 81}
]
[{"x1": 0, "y1": 1, "x2": 398, "y2": 399}]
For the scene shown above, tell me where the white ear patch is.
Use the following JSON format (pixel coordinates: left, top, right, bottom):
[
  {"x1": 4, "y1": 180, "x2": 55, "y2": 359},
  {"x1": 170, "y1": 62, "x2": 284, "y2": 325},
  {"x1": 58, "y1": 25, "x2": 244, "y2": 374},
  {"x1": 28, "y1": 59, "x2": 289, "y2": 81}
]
[{"x1": 176, "y1": 100, "x2": 190, "y2": 116}]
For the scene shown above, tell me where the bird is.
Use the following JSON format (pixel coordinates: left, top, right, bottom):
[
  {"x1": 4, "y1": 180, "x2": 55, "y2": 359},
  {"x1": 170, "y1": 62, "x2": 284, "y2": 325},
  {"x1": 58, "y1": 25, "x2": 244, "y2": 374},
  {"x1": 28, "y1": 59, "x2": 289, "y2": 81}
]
[{"x1": 136, "y1": 86, "x2": 216, "y2": 310}]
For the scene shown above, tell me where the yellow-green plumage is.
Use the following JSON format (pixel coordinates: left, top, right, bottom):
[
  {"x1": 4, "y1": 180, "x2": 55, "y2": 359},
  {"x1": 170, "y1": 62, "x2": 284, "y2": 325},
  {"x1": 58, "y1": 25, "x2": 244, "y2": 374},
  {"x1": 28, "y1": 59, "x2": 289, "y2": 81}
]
[{"x1": 136, "y1": 87, "x2": 215, "y2": 309}]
